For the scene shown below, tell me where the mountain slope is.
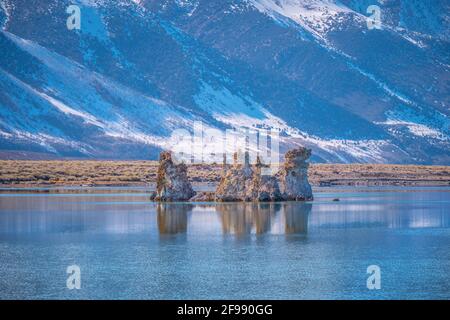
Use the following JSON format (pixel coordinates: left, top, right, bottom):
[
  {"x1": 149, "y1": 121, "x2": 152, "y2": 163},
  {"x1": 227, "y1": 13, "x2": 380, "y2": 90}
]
[{"x1": 0, "y1": 0, "x2": 448, "y2": 163}]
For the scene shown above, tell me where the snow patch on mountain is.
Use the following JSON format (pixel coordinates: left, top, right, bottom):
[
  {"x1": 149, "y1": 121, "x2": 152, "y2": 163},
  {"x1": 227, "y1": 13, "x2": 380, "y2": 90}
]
[
  {"x1": 194, "y1": 82, "x2": 267, "y2": 120},
  {"x1": 301, "y1": 135, "x2": 393, "y2": 163},
  {"x1": 1, "y1": 67, "x2": 104, "y2": 128},
  {"x1": 380, "y1": 120, "x2": 448, "y2": 141},
  {"x1": 376, "y1": 106, "x2": 449, "y2": 142},
  {"x1": 40, "y1": 92, "x2": 104, "y2": 127},
  {"x1": 12, "y1": 130, "x2": 93, "y2": 155},
  {"x1": 346, "y1": 61, "x2": 415, "y2": 106},
  {"x1": 249, "y1": 0, "x2": 362, "y2": 40},
  {"x1": 0, "y1": 129, "x2": 12, "y2": 138},
  {"x1": 191, "y1": 78, "x2": 395, "y2": 163},
  {"x1": 0, "y1": 0, "x2": 13, "y2": 30},
  {"x1": 101, "y1": 118, "x2": 166, "y2": 147},
  {"x1": 175, "y1": 0, "x2": 199, "y2": 16},
  {"x1": 3, "y1": 30, "x2": 192, "y2": 131},
  {"x1": 1, "y1": 30, "x2": 207, "y2": 155}
]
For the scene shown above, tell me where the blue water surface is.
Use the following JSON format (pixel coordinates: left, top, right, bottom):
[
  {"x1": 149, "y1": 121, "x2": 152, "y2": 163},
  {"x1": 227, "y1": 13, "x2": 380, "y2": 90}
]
[{"x1": 0, "y1": 187, "x2": 449, "y2": 300}]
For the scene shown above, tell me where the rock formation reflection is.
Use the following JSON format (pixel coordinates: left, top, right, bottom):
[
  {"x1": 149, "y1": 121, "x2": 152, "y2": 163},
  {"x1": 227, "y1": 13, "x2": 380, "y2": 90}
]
[
  {"x1": 217, "y1": 203, "x2": 280, "y2": 235},
  {"x1": 282, "y1": 203, "x2": 312, "y2": 234},
  {"x1": 216, "y1": 203, "x2": 311, "y2": 236},
  {"x1": 157, "y1": 203, "x2": 192, "y2": 235}
]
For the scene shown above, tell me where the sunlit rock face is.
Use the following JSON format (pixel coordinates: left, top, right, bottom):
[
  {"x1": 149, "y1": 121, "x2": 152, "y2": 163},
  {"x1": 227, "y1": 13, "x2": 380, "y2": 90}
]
[
  {"x1": 215, "y1": 155, "x2": 254, "y2": 202},
  {"x1": 189, "y1": 191, "x2": 215, "y2": 202},
  {"x1": 279, "y1": 147, "x2": 314, "y2": 201},
  {"x1": 154, "y1": 148, "x2": 313, "y2": 202},
  {"x1": 215, "y1": 153, "x2": 284, "y2": 202},
  {"x1": 155, "y1": 151, "x2": 195, "y2": 202}
]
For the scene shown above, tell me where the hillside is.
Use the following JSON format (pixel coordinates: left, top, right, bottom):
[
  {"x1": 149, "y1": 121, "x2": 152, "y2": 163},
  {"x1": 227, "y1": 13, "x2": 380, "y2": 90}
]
[{"x1": 0, "y1": 0, "x2": 448, "y2": 163}]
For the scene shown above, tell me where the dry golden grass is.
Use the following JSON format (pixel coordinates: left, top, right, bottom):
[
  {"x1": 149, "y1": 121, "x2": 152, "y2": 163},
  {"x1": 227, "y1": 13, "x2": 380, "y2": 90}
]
[
  {"x1": 309, "y1": 163, "x2": 450, "y2": 186},
  {"x1": 0, "y1": 160, "x2": 449, "y2": 187}
]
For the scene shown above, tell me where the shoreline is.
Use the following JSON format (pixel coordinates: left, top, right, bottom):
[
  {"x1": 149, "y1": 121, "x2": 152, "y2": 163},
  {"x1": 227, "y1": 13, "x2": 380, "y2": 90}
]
[{"x1": 0, "y1": 160, "x2": 449, "y2": 189}]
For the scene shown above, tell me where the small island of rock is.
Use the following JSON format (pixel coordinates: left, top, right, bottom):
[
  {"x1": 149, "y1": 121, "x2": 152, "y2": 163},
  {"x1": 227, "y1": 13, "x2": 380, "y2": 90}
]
[{"x1": 152, "y1": 147, "x2": 313, "y2": 202}]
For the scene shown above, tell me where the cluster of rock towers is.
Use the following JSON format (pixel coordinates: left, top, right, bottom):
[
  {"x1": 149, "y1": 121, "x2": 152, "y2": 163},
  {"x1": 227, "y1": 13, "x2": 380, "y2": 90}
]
[{"x1": 151, "y1": 147, "x2": 313, "y2": 202}]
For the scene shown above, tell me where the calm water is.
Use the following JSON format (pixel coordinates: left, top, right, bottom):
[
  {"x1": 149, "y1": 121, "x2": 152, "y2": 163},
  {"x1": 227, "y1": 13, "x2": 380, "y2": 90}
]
[{"x1": 0, "y1": 187, "x2": 449, "y2": 300}]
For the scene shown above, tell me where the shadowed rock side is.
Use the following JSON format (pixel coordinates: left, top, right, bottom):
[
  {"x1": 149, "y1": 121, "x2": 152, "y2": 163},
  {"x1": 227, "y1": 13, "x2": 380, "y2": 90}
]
[
  {"x1": 250, "y1": 158, "x2": 283, "y2": 202},
  {"x1": 153, "y1": 152, "x2": 195, "y2": 202},
  {"x1": 279, "y1": 148, "x2": 314, "y2": 201}
]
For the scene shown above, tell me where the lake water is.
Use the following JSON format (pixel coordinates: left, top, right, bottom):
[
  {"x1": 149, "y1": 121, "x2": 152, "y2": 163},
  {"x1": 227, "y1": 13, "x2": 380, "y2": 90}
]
[{"x1": 0, "y1": 187, "x2": 449, "y2": 300}]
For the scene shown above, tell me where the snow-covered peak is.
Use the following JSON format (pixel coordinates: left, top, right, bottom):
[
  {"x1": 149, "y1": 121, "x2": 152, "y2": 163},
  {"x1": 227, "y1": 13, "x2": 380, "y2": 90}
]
[
  {"x1": 249, "y1": 0, "x2": 361, "y2": 38},
  {"x1": 0, "y1": 0, "x2": 14, "y2": 30}
]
